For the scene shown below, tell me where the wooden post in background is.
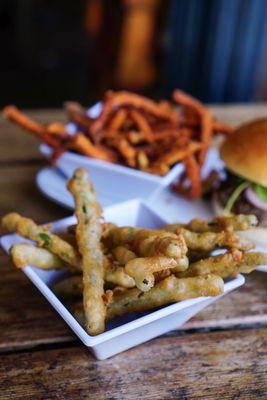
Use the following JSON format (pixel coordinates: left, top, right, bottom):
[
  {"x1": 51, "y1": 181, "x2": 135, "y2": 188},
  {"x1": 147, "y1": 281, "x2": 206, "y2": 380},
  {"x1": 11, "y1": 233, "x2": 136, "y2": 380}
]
[{"x1": 115, "y1": 0, "x2": 160, "y2": 90}]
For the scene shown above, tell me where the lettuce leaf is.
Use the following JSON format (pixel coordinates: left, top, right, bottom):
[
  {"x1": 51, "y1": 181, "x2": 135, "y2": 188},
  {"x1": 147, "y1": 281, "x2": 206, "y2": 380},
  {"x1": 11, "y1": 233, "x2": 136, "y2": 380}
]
[{"x1": 255, "y1": 185, "x2": 267, "y2": 203}]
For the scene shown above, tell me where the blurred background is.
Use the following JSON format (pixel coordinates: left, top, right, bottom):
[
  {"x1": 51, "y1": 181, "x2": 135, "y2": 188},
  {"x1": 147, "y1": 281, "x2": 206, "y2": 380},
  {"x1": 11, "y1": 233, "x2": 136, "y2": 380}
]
[{"x1": 1, "y1": 0, "x2": 267, "y2": 108}]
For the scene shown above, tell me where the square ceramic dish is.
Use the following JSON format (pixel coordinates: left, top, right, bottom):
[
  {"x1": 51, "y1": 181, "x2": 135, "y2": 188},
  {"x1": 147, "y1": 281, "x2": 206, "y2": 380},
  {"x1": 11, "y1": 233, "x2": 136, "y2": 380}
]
[
  {"x1": 39, "y1": 102, "x2": 184, "y2": 206},
  {"x1": 0, "y1": 199, "x2": 245, "y2": 359},
  {"x1": 40, "y1": 143, "x2": 183, "y2": 206}
]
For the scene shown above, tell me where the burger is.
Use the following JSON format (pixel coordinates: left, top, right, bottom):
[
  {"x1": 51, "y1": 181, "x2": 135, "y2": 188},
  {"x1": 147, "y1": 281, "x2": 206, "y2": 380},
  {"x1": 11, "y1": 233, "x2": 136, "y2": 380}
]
[{"x1": 212, "y1": 118, "x2": 267, "y2": 245}]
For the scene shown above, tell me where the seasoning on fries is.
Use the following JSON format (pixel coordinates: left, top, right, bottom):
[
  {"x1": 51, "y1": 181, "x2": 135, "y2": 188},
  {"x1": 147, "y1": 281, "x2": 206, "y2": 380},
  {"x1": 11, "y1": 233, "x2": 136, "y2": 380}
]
[
  {"x1": 2, "y1": 89, "x2": 233, "y2": 200},
  {"x1": 2, "y1": 168, "x2": 265, "y2": 336}
]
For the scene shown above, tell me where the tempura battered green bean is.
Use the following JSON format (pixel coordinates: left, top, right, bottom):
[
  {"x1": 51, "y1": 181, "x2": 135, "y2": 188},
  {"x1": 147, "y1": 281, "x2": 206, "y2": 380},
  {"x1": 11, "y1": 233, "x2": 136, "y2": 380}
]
[
  {"x1": 107, "y1": 274, "x2": 224, "y2": 319},
  {"x1": 111, "y1": 246, "x2": 136, "y2": 265},
  {"x1": 11, "y1": 243, "x2": 66, "y2": 270},
  {"x1": 2, "y1": 213, "x2": 81, "y2": 272},
  {"x1": 164, "y1": 227, "x2": 253, "y2": 251},
  {"x1": 176, "y1": 251, "x2": 267, "y2": 279},
  {"x1": 134, "y1": 231, "x2": 187, "y2": 259},
  {"x1": 105, "y1": 265, "x2": 135, "y2": 288},
  {"x1": 165, "y1": 214, "x2": 257, "y2": 233},
  {"x1": 68, "y1": 167, "x2": 106, "y2": 335},
  {"x1": 125, "y1": 256, "x2": 178, "y2": 291}
]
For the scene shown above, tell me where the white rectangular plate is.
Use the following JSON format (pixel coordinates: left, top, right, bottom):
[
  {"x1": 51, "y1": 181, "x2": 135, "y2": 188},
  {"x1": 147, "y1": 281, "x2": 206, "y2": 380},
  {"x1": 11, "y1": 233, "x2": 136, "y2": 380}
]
[{"x1": 1, "y1": 199, "x2": 244, "y2": 359}]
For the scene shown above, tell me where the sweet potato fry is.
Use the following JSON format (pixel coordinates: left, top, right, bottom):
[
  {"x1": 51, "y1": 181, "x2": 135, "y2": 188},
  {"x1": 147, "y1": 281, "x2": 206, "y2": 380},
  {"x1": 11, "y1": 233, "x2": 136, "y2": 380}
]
[
  {"x1": 183, "y1": 114, "x2": 233, "y2": 135},
  {"x1": 172, "y1": 155, "x2": 202, "y2": 199},
  {"x1": 46, "y1": 122, "x2": 68, "y2": 138},
  {"x1": 64, "y1": 101, "x2": 93, "y2": 130},
  {"x1": 116, "y1": 138, "x2": 137, "y2": 167},
  {"x1": 91, "y1": 91, "x2": 179, "y2": 133},
  {"x1": 151, "y1": 141, "x2": 203, "y2": 167},
  {"x1": 137, "y1": 151, "x2": 149, "y2": 169},
  {"x1": 68, "y1": 133, "x2": 117, "y2": 162},
  {"x1": 3, "y1": 105, "x2": 60, "y2": 147},
  {"x1": 173, "y1": 90, "x2": 213, "y2": 165},
  {"x1": 107, "y1": 108, "x2": 127, "y2": 132},
  {"x1": 128, "y1": 109, "x2": 154, "y2": 142}
]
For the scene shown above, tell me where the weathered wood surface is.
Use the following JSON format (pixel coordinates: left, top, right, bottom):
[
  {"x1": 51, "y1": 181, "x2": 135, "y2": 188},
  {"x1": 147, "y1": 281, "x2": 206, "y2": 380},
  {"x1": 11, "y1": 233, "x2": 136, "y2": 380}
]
[{"x1": 0, "y1": 327, "x2": 266, "y2": 399}]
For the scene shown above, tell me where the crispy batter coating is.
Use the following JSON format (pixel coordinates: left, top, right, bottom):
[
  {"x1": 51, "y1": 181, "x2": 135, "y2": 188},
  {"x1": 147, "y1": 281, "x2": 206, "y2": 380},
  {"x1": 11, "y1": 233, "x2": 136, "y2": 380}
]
[
  {"x1": 68, "y1": 167, "x2": 106, "y2": 335},
  {"x1": 2, "y1": 213, "x2": 81, "y2": 272},
  {"x1": 177, "y1": 251, "x2": 267, "y2": 279},
  {"x1": 164, "y1": 227, "x2": 254, "y2": 251},
  {"x1": 111, "y1": 246, "x2": 136, "y2": 265},
  {"x1": 125, "y1": 256, "x2": 178, "y2": 292},
  {"x1": 105, "y1": 266, "x2": 135, "y2": 288},
  {"x1": 165, "y1": 214, "x2": 258, "y2": 234},
  {"x1": 10, "y1": 244, "x2": 66, "y2": 270},
  {"x1": 107, "y1": 274, "x2": 224, "y2": 319}
]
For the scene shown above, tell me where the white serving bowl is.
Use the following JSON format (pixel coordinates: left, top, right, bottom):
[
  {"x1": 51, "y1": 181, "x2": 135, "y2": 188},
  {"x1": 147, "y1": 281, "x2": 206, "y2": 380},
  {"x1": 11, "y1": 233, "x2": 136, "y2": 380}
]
[
  {"x1": 0, "y1": 199, "x2": 244, "y2": 359},
  {"x1": 40, "y1": 144, "x2": 184, "y2": 206},
  {"x1": 39, "y1": 101, "x2": 184, "y2": 206}
]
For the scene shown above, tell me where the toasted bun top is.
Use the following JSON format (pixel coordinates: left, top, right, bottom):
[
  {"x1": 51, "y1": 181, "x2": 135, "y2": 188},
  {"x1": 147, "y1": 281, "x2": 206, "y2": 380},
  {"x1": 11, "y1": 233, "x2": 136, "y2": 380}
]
[{"x1": 220, "y1": 119, "x2": 267, "y2": 187}]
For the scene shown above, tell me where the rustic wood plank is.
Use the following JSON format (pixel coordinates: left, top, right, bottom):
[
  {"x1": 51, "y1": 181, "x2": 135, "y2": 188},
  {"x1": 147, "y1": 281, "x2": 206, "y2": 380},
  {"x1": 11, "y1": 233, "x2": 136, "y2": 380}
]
[
  {"x1": 0, "y1": 244, "x2": 266, "y2": 353},
  {"x1": 1, "y1": 105, "x2": 267, "y2": 162},
  {"x1": 0, "y1": 327, "x2": 266, "y2": 399},
  {"x1": 0, "y1": 254, "x2": 75, "y2": 353}
]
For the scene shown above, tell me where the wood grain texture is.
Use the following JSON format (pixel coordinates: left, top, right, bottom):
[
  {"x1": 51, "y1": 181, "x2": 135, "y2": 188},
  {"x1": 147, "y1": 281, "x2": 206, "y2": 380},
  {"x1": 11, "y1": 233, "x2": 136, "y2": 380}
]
[{"x1": 0, "y1": 327, "x2": 266, "y2": 399}]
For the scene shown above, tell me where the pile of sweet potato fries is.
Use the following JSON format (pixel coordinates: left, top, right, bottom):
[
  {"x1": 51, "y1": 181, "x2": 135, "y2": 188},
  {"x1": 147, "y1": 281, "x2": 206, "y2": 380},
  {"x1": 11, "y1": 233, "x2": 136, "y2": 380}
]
[{"x1": 3, "y1": 89, "x2": 232, "y2": 199}]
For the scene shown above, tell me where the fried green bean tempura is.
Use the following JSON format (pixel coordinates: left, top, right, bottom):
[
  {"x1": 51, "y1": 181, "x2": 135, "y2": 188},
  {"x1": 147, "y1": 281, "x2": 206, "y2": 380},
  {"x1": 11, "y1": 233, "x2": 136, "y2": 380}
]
[
  {"x1": 164, "y1": 227, "x2": 253, "y2": 252},
  {"x1": 68, "y1": 167, "x2": 106, "y2": 335},
  {"x1": 2, "y1": 213, "x2": 81, "y2": 272},
  {"x1": 176, "y1": 251, "x2": 267, "y2": 279},
  {"x1": 111, "y1": 246, "x2": 136, "y2": 265},
  {"x1": 11, "y1": 243, "x2": 66, "y2": 270},
  {"x1": 107, "y1": 274, "x2": 224, "y2": 319},
  {"x1": 165, "y1": 214, "x2": 258, "y2": 234}
]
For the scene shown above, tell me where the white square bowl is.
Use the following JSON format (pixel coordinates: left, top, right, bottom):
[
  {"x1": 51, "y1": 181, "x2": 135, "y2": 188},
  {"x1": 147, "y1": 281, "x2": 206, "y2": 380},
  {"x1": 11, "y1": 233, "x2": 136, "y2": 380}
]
[
  {"x1": 39, "y1": 102, "x2": 184, "y2": 205},
  {"x1": 40, "y1": 144, "x2": 183, "y2": 206},
  {"x1": 0, "y1": 199, "x2": 245, "y2": 360}
]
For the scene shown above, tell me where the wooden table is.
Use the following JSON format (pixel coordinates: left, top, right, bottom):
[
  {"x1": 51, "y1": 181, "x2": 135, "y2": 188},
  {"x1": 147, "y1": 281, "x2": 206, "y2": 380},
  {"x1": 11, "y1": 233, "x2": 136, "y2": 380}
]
[{"x1": 0, "y1": 106, "x2": 267, "y2": 399}]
